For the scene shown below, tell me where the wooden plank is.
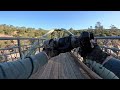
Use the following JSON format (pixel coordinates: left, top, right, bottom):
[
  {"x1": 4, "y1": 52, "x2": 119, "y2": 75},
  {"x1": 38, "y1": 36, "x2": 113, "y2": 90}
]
[
  {"x1": 67, "y1": 52, "x2": 90, "y2": 79},
  {"x1": 58, "y1": 54, "x2": 66, "y2": 79},
  {"x1": 70, "y1": 52, "x2": 90, "y2": 78},
  {"x1": 30, "y1": 52, "x2": 97, "y2": 79},
  {"x1": 66, "y1": 53, "x2": 85, "y2": 79},
  {"x1": 39, "y1": 59, "x2": 54, "y2": 79},
  {"x1": 51, "y1": 57, "x2": 59, "y2": 79},
  {"x1": 59, "y1": 53, "x2": 70, "y2": 79},
  {"x1": 49, "y1": 56, "x2": 59, "y2": 79},
  {"x1": 49, "y1": 60, "x2": 56, "y2": 79},
  {"x1": 29, "y1": 64, "x2": 47, "y2": 79},
  {"x1": 62, "y1": 53, "x2": 77, "y2": 79},
  {"x1": 79, "y1": 68, "x2": 91, "y2": 79},
  {"x1": 70, "y1": 52, "x2": 102, "y2": 79}
]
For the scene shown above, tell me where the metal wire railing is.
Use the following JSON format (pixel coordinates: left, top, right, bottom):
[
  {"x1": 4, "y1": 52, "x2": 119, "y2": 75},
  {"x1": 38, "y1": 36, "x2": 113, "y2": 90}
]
[
  {"x1": 0, "y1": 29, "x2": 72, "y2": 62},
  {"x1": 0, "y1": 37, "x2": 45, "y2": 62}
]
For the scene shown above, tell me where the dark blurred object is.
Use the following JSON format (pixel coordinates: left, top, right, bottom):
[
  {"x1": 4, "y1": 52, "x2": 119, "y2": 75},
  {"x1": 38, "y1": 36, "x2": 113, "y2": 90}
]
[
  {"x1": 78, "y1": 32, "x2": 110, "y2": 63},
  {"x1": 86, "y1": 44, "x2": 110, "y2": 64},
  {"x1": 78, "y1": 32, "x2": 94, "y2": 57},
  {"x1": 43, "y1": 31, "x2": 94, "y2": 58}
]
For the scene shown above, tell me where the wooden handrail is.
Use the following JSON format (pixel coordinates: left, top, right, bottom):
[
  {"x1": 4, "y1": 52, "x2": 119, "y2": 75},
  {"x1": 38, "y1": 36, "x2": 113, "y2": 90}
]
[{"x1": 70, "y1": 52, "x2": 102, "y2": 79}]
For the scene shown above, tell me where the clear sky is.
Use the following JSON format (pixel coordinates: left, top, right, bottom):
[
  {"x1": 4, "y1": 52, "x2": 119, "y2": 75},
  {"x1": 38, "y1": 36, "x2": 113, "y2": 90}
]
[{"x1": 0, "y1": 11, "x2": 120, "y2": 30}]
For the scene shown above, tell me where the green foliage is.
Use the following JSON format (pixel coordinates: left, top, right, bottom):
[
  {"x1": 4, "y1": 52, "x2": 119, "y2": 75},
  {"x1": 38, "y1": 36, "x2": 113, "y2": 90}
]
[
  {"x1": 0, "y1": 23, "x2": 120, "y2": 38},
  {"x1": 0, "y1": 41, "x2": 6, "y2": 48},
  {"x1": 0, "y1": 22, "x2": 120, "y2": 48},
  {"x1": 0, "y1": 24, "x2": 48, "y2": 48},
  {"x1": 0, "y1": 30, "x2": 4, "y2": 34},
  {"x1": 0, "y1": 24, "x2": 48, "y2": 38}
]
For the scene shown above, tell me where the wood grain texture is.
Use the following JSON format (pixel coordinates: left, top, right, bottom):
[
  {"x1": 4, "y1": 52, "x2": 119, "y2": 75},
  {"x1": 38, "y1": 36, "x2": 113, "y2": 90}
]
[{"x1": 29, "y1": 53, "x2": 88, "y2": 79}]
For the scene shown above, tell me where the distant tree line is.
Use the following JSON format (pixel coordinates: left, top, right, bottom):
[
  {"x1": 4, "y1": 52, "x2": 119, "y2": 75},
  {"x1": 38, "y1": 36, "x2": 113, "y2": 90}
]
[
  {"x1": 0, "y1": 22, "x2": 120, "y2": 48},
  {"x1": 0, "y1": 24, "x2": 48, "y2": 48},
  {"x1": 69, "y1": 22, "x2": 120, "y2": 36},
  {"x1": 0, "y1": 22, "x2": 120, "y2": 38},
  {"x1": 0, "y1": 24, "x2": 48, "y2": 38}
]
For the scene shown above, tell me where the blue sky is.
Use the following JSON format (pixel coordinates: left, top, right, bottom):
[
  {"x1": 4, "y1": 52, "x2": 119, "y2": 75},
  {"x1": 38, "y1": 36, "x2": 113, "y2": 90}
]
[{"x1": 0, "y1": 11, "x2": 120, "y2": 30}]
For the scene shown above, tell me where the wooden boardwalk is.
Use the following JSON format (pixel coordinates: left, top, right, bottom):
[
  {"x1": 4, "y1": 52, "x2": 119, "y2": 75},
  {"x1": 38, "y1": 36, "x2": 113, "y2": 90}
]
[{"x1": 29, "y1": 52, "x2": 90, "y2": 79}]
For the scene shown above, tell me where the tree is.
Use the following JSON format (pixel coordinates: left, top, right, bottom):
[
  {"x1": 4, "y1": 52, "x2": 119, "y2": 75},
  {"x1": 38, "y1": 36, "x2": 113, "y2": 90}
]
[
  {"x1": 88, "y1": 26, "x2": 93, "y2": 31},
  {"x1": 69, "y1": 27, "x2": 74, "y2": 31},
  {"x1": 10, "y1": 25, "x2": 14, "y2": 30},
  {"x1": 34, "y1": 32, "x2": 40, "y2": 37},
  {"x1": 4, "y1": 30, "x2": 9, "y2": 35},
  {"x1": 38, "y1": 28, "x2": 43, "y2": 30},
  {"x1": 0, "y1": 30, "x2": 4, "y2": 34},
  {"x1": 110, "y1": 24, "x2": 117, "y2": 30},
  {"x1": 60, "y1": 28, "x2": 66, "y2": 30},
  {"x1": 90, "y1": 26, "x2": 92, "y2": 29},
  {"x1": 95, "y1": 22, "x2": 103, "y2": 30},
  {"x1": 21, "y1": 27, "x2": 26, "y2": 30}
]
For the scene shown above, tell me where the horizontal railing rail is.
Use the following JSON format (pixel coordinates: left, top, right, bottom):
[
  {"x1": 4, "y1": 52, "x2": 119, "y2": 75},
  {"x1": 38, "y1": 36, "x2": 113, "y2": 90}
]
[
  {"x1": 95, "y1": 36, "x2": 120, "y2": 39},
  {"x1": 0, "y1": 37, "x2": 46, "y2": 40},
  {"x1": 0, "y1": 37, "x2": 45, "y2": 62}
]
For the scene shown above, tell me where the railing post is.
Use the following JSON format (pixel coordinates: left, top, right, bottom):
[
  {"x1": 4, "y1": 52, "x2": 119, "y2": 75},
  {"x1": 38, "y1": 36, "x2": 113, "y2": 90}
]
[
  {"x1": 17, "y1": 38, "x2": 22, "y2": 59},
  {"x1": 95, "y1": 38, "x2": 97, "y2": 43},
  {"x1": 38, "y1": 39, "x2": 40, "y2": 52}
]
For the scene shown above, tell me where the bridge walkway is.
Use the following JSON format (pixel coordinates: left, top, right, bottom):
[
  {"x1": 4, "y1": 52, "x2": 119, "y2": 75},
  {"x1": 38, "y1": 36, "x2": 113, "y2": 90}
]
[{"x1": 30, "y1": 53, "x2": 90, "y2": 79}]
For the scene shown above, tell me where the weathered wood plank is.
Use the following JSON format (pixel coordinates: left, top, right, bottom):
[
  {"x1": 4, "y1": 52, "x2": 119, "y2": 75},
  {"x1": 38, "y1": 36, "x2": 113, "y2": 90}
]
[
  {"x1": 52, "y1": 57, "x2": 59, "y2": 79},
  {"x1": 65, "y1": 53, "x2": 87, "y2": 79},
  {"x1": 62, "y1": 53, "x2": 77, "y2": 79},
  {"x1": 49, "y1": 56, "x2": 59, "y2": 79},
  {"x1": 69, "y1": 53, "x2": 91, "y2": 79},
  {"x1": 38, "y1": 59, "x2": 54, "y2": 79},
  {"x1": 30, "y1": 53, "x2": 90, "y2": 79},
  {"x1": 58, "y1": 54, "x2": 66, "y2": 79},
  {"x1": 29, "y1": 64, "x2": 47, "y2": 79},
  {"x1": 66, "y1": 53, "x2": 85, "y2": 79},
  {"x1": 70, "y1": 52, "x2": 102, "y2": 79}
]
